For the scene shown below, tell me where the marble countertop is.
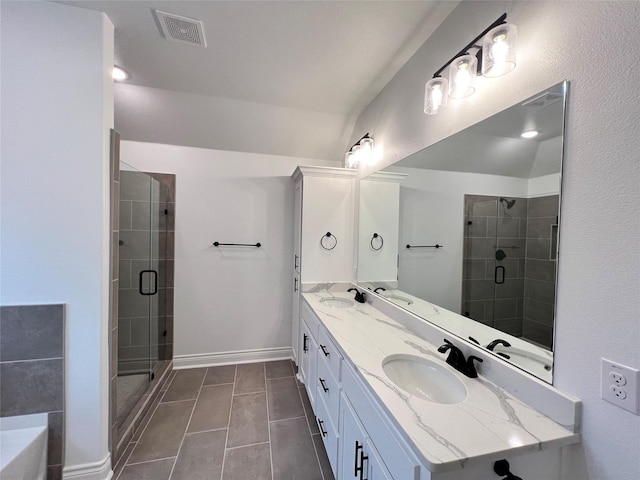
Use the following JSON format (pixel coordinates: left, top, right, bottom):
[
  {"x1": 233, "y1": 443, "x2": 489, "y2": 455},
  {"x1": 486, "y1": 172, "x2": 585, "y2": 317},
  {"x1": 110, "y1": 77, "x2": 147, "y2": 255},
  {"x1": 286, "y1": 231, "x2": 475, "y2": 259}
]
[{"x1": 301, "y1": 288, "x2": 580, "y2": 473}]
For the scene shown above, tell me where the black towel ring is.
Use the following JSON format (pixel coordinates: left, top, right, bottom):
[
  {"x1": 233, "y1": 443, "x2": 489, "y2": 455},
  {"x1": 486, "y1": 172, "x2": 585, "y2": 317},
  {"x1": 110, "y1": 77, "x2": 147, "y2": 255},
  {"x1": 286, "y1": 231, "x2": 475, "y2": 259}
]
[
  {"x1": 370, "y1": 233, "x2": 384, "y2": 251},
  {"x1": 320, "y1": 232, "x2": 338, "y2": 250}
]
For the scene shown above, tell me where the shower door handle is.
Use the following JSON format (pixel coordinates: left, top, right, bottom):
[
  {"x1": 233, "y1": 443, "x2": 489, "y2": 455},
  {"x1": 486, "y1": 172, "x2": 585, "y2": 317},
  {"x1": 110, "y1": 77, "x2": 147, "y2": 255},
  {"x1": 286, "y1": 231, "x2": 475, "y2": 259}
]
[
  {"x1": 139, "y1": 270, "x2": 158, "y2": 295},
  {"x1": 494, "y1": 266, "x2": 505, "y2": 285}
]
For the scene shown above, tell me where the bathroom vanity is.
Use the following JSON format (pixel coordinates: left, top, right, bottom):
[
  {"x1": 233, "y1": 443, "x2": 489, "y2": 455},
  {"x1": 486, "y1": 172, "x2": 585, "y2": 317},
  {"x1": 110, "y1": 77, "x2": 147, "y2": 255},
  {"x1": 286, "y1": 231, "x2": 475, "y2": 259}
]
[{"x1": 298, "y1": 286, "x2": 580, "y2": 480}]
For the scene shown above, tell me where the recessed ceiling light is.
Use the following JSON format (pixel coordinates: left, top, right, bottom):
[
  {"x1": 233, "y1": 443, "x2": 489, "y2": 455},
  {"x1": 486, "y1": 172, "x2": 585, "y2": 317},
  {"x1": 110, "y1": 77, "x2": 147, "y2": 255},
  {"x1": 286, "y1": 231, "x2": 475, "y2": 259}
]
[
  {"x1": 112, "y1": 66, "x2": 129, "y2": 81},
  {"x1": 520, "y1": 130, "x2": 539, "y2": 139}
]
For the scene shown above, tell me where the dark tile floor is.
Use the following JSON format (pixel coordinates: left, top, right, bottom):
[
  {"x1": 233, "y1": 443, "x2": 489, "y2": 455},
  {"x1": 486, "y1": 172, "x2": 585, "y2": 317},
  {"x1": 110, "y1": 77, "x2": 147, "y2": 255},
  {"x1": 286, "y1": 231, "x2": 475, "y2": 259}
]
[{"x1": 114, "y1": 360, "x2": 334, "y2": 480}]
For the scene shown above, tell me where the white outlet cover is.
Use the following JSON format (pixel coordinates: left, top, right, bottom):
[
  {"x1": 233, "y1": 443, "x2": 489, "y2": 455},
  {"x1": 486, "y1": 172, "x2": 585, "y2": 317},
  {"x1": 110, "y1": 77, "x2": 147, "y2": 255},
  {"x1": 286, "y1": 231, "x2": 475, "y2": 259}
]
[{"x1": 601, "y1": 358, "x2": 639, "y2": 415}]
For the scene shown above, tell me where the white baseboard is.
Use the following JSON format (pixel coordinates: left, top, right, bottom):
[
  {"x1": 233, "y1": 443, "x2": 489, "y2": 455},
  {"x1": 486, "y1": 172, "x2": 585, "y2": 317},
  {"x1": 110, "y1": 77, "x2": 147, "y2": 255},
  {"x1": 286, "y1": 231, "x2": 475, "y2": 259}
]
[
  {"x1": 63, "y1": 454, "x2": 112, "y2": 480},
  {"x1": 173, "y1": 346, "x2": 293, "y2": 369}
]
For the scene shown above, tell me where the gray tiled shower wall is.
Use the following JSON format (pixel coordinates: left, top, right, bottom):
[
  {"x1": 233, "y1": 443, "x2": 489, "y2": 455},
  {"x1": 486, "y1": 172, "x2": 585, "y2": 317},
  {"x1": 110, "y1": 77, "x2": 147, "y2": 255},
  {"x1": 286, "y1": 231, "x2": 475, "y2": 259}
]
[
  {"x1": 462, "y1": 195, "x2": 528, "y2": 337},
  {"x1": 522, "y1": 195, "x2": 559, "y2": 349},
  {"x1": 0, "y1": 304, "x2": 65, "y2": 480},
  {"x1": 462, "y1": 194, "x2": 559, "y2": 349}
]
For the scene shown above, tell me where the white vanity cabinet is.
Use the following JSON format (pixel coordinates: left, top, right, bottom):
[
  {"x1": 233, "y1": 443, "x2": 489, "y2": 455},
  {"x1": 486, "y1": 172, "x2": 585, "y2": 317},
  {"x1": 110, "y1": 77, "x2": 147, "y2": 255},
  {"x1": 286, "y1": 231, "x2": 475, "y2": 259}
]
[
  {"x1": 291, "y1": 166, "x2": 356, "y2": 362},
  {"x1": 300, "y1": 294, "x2": 576, "y2": 480}
]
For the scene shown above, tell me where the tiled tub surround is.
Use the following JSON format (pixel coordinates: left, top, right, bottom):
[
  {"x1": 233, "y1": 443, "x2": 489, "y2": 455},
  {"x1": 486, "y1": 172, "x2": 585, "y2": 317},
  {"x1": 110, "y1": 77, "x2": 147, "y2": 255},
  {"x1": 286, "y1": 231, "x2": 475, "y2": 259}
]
[
  {"x1": 301, "y1": 288, "x2": 580, "y2": 474},
  {"x1": 0, "y1": 304, "x2": 65, "y2": 479},
  {"x1": 114, "y1": 361, "x2": 333, "y2": 480}
]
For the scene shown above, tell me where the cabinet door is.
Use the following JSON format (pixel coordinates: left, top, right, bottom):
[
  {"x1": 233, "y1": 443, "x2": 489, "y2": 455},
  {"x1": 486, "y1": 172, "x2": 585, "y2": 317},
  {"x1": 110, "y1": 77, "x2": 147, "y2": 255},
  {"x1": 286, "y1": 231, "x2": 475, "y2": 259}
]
[
  {"x1": 307, "y1": 332, "x2": 318, "y2": 409},
  {"x1": 292, "y1": 181, "x2": 302, "y2": 362},
  {"x1": 366, "y1": 439, "x2": 393, "y2": 480},
  {"x1": 299, "y1": 319, "x2": 311, "y2": 384},
  {"x1": 291, "y1": 272, "x2": 300, "y2": 363},
  {"x1": 339, "y1": 393, "x2": 368, "y2": 480},
  {"x1": 301, "y1": 176, "x2": 353, "y2": 283}
]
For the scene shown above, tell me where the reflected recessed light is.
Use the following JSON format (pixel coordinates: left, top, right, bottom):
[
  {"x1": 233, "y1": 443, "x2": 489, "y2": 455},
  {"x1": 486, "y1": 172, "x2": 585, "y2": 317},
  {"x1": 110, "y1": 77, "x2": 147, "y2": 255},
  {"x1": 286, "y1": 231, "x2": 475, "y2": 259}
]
[
  {"x1": 112, "y1": 66, "x2": 129, "y2": 81},
  {"x1": 520, "y1": 130, "x2": 538, "y2": 139}
]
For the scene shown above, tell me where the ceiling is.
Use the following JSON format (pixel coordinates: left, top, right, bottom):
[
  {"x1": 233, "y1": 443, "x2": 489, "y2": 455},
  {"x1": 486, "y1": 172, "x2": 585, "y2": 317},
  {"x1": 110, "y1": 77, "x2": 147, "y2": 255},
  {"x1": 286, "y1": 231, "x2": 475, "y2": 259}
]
[
  {"x1": 59, "y1": 1, "x2": 459, "y2": 159},
  {"x1": 397, "y1": 82, "x2": 566, "y2": 178}
]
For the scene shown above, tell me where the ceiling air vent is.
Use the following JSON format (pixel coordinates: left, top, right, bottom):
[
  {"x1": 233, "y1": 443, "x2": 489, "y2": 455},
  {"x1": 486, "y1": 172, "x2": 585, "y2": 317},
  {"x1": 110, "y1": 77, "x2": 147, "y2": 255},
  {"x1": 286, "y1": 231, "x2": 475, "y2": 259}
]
[
  {"x1": 522, "y1": 91, "x2": 563, "y2": 108},
  {"x1": 154, "y1": 10, "x2": 207, "y2": 48}
]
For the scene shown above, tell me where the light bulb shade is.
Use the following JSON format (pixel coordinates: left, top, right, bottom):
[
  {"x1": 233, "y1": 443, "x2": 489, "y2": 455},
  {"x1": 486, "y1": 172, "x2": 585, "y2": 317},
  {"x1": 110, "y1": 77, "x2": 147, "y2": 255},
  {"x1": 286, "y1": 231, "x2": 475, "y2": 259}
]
[
  {"x1": 344, "y1": 150, "x2": 355, "y2": 168},
  {"x1": 448, "y1": 54, "x2": 477, "y2": 99},
  {"x1": 359, "y1": 136, "x2": 374, "y2": 158},
  {"x1": 424, "y1": 77, "x2": 448, "y2": 115},
  {"x1": 482, "y1": 23, "x2": 517, "y2": 77}
]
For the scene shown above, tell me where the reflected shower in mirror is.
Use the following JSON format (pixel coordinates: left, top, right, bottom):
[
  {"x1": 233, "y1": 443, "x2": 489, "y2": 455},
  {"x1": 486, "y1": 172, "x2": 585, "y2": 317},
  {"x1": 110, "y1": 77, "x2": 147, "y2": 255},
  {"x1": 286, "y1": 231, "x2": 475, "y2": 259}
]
[{"x1": 357, "y1": 81, "x2": 567, "y2": 383}]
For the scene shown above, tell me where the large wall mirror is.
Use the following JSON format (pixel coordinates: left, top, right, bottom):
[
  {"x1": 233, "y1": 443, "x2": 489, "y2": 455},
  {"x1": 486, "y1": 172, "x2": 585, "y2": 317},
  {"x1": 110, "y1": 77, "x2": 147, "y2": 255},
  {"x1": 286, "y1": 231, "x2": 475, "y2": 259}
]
[{"x1": 357, "y1": 81, "x2": 567, "y2": 383}]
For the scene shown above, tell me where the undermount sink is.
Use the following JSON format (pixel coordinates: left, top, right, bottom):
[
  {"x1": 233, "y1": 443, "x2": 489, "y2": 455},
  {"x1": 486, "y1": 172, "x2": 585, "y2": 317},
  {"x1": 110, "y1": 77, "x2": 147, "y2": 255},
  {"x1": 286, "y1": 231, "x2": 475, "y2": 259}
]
[
  {"x1": 382, "y1": 293, "x2": 413, "y2": 306},
  {"x1": 319, "y1": 297, "x2": 355, "y2": 309},
  {"x1": 382, "y1": 354, "x2": 467, "y2": 405}
]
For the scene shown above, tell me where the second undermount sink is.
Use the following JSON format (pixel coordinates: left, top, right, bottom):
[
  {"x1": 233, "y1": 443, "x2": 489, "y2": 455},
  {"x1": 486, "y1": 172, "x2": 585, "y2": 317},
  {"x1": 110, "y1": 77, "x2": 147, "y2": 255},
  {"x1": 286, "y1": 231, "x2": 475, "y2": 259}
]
[
  {"x1": 319, "y1": 297, "x2": 355, "y2": 308},
  {"x1": 382, "y1": 293, "x2": 413, "y2": 306},
  {"x1": 382, "y1": 354, "x2": 467, "y2": 405}
]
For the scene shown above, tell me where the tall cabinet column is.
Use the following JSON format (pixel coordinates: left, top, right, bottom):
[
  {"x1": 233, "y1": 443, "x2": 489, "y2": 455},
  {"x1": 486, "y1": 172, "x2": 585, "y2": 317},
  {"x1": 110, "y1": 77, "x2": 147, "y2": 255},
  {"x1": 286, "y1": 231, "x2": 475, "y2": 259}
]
[{"x1": 291, "y1": 166, "x2": 357, "y2": 363}]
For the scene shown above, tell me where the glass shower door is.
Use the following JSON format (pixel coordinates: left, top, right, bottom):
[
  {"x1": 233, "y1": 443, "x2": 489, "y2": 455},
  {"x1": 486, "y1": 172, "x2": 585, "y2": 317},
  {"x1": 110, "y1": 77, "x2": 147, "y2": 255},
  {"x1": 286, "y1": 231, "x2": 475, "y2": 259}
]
[{"x1": 117, "y1": 163, "x2": 165, "y2": 425}]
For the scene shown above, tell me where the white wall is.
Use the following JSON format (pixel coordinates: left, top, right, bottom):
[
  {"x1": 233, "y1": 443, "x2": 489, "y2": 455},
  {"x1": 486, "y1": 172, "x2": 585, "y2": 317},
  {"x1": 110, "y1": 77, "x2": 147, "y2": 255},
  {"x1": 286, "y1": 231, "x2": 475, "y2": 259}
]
[
  {"x1": 120, "y1": 141, "x2": 338, "y2": 364},
  {"x1": 352, "y1": 2, "x2": 640, "y2": 478},
  {"x1": 392, "y1": 167, "x2": 527, "y2": 312},
  {"x1": 0, "y1": 1, "x2": 114, "y2": 476},
  {"x1": 115, "y1": 83, "x2": 355, "y2": 162}
]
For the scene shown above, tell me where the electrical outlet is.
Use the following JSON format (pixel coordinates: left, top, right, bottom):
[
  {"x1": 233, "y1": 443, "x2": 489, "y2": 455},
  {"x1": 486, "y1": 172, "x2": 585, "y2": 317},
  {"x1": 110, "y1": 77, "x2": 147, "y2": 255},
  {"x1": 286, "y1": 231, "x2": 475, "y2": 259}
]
[{"x1": 601, "y1": 358, "x2": 639, "y2": 415}]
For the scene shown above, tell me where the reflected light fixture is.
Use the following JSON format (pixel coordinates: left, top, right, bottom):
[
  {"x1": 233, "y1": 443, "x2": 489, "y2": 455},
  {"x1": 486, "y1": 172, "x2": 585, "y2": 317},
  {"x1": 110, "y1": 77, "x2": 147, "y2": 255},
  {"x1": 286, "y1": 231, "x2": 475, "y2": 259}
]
[
  {"x1": 112, "y1": 66, "x2": 129, "y2": 81},
  {"x1": 345, "y1": 133, "x2": 375, "y2": 169},
  {"x1": 424, "y1": 13, "x2": 517, "y2": 115},
  {"x1": 520, "y1": 130, "x2": 539, "y2": 139}
]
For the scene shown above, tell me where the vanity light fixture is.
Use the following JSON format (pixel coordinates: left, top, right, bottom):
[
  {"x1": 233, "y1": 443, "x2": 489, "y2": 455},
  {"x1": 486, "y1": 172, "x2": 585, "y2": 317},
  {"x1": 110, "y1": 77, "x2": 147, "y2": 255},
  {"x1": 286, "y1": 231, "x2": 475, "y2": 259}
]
[
  {"x1": 345, "y1": 133, "x2": 375, "y2": 168},
  {"x1": 112, "y1": 66, "x2": 129, "y2": 81},
  {"x1": 424, "y1": 13, "x2": 517, "y2": 115},
  {"x1": 520, "y1": 130, "x2": 539, "y2": 139}
]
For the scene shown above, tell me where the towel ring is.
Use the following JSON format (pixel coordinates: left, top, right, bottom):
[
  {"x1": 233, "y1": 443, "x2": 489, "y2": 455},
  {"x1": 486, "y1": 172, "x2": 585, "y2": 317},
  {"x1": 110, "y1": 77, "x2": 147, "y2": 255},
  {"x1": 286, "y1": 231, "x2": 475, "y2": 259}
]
[
  {"x1": 370, "y1": 233, "x2": 384, "y2": 251},
  {"x1": 320, "y1": 232, "x2": 338, "y2": 250}
]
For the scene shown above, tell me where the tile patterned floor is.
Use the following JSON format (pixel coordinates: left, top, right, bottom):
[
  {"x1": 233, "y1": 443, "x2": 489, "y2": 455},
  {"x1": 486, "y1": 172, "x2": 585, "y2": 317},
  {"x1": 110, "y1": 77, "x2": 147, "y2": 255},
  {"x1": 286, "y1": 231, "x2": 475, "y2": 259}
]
[{"x1": 114, "y1": 360, "x2": 334, "y2": 480}]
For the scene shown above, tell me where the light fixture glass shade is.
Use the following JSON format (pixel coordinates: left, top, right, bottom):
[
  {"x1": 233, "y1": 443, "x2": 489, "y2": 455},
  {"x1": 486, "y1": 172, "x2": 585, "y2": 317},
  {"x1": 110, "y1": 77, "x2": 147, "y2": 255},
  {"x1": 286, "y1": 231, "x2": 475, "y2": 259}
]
[
  {"x1": 359, "y1": 136, "x2": 374, "y2": 163},
  {"x1": 344, "y1": 150, "x2": 355, "y2": 168},
  {"x1": 112, "y1": 66, "x2": 129, "y2": 81},
  {"x1": 482, "y1": 23, "x2": 517, "y2": 77},
  {"x1": 449, "y1": 54, "x2": 477, "y2": 99},
  {"x1": 424, "y1": 77, "x2": 448, "y2": 115}
]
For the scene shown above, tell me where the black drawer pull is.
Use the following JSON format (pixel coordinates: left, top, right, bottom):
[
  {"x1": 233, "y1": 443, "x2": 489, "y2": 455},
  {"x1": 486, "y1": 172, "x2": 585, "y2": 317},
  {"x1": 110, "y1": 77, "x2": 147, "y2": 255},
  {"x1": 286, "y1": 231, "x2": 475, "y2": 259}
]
[
  {"x1": 303, "y1": 334, "x2": 308, "y2": 352},
  {"x1": 320, "y1": 344, "x2": 330, "y2": 356},
  {"x1": 317, "y1": 419, "x2": 327, "y2": 437},
  {"x1": 319, "y1": 378, "x2": 329, "y2": 393},
  {"x1": 355, "y1": 441, "x2": 368, "y2": 480}
]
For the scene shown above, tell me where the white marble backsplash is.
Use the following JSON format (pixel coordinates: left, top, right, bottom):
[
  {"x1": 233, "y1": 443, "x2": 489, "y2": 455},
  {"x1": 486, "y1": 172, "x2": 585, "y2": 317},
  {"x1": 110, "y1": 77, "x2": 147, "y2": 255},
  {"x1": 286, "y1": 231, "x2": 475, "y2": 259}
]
[{"x1": 302, "y1": 287, "x2": 581, "y2": 473}]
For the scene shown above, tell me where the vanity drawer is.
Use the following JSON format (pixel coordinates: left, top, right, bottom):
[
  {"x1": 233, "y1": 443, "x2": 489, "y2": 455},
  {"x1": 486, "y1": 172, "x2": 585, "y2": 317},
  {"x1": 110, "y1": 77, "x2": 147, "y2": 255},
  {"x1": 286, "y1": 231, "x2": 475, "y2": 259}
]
[
  {"x1": 317, "y1": 354, "x2": 341, "y2": 427},
  {"x1": 318, "y1": 325, "x2": 342, "y2": 380},
  {"x1": 342, "y1": 363, "x2": 420, "y2": 480},
  {"x1": 315, "y1": 391, "x2": 339, "y2": 476},
  {"x1": 301, "y1": 297, "x2": 320, "y2": 339}
]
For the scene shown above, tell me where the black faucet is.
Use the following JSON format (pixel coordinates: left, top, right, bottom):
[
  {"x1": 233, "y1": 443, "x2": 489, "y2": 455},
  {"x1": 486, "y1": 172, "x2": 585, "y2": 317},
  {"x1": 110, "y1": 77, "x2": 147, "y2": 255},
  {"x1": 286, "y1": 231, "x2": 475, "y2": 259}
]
[
  {"x1": 438, "y1": 339, "x2": 484, "y2": 378},
  {"x1": 486, "y1": 339, "x2": 511, "y2": 351},
  {"x1": 347, "y1": 288, "x2": 367, "y2": 304},
  {"x1": 373, "y1": 287, "x2": 386, "y2": 293}
]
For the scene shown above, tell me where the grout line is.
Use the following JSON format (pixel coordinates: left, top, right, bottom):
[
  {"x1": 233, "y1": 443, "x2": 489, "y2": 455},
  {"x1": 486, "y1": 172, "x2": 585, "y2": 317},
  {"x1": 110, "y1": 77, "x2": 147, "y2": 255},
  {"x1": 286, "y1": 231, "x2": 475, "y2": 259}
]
[
  {"x1": 232, "y1": 389, "x2": 266, "y2": 397},
  {"x1": 296, "y1": 383, "x2": 326, "y2": 480},
  {"x1": 201, "y1": 381, "x2": 235, "y2": 388},
  {"x1": 220, "y1": 364, "x2": 237, "y2": 480},
  {"x1": 268, "y1": 414, "x2": 307, "y2": 424},
  {"x1": 167, "y1": 370, "x2": 207, "y2": 479},
  {"x1": 225, "y1": 440, "x2": 271, "y2": 451},
  {"x1": 123, "y1": 455, "x2": 177, "y2": 468},
  {"x1": 265, "y1": 363, "x2": 275, "y2": 480},
  {"x1": 184, "y1": 426, "x2": 228, "y2": 436},
  {"x1": 0, "y1": 356, "x2": 63, "y2": 364},
  {"x1": 159, "y1": 397, "x2": 199, "y2": 405}
]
